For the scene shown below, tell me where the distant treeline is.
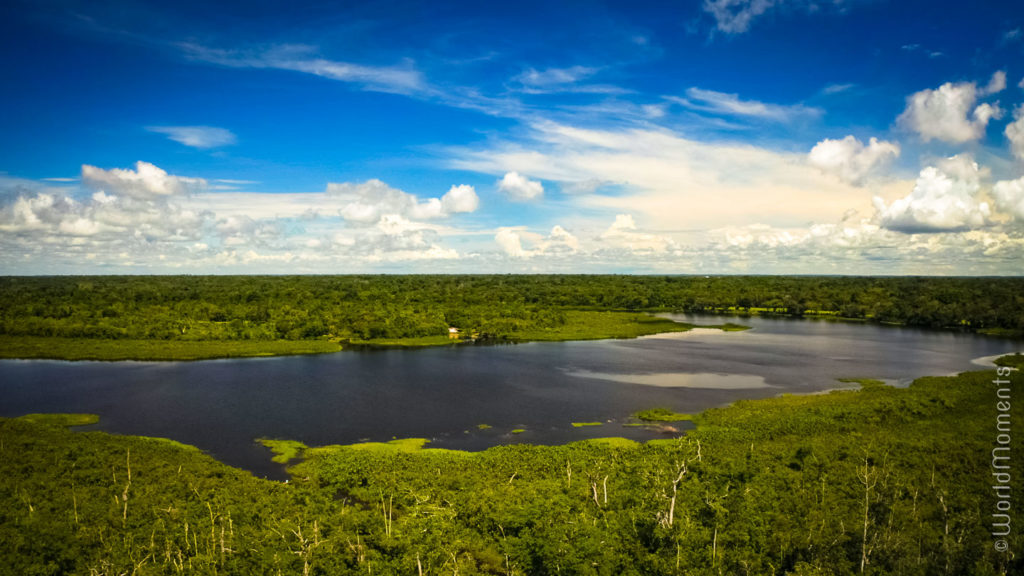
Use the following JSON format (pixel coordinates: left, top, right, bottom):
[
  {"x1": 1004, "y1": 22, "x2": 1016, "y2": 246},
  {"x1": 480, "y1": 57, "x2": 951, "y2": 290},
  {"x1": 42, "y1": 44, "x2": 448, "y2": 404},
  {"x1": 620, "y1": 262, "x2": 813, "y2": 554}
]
[{"x1": 0, "y1": 275, "x2": 1021, "y2": 341}]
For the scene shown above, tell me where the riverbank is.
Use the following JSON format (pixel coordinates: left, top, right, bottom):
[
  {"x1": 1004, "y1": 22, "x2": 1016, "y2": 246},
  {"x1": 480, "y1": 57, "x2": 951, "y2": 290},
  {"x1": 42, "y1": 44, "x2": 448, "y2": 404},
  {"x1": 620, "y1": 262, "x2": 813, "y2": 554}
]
[
  {"x1": 2, "y1": 357, "x2": 1019, "y2": 574},
  {"x1": 0, "y1": 311, "x2": 749, "y2": 361}
]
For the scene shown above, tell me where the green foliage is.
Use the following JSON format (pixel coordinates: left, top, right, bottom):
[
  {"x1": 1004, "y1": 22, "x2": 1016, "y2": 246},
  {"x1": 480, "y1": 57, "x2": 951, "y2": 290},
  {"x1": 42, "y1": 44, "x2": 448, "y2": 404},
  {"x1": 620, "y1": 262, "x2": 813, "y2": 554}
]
[
  {"x1": 837, "y1": 377, "x2": 887, "y2": 388},
  {"x1": 995, "y1": 353, "x2": 1024, "y2": 368},
  {"x1": 15, "y1": 413, "x2": 99, "y2": 427},
  {"x1": 1, "y1": 275, "x2": 1018, "y2": 360},
  {"x1": 2, "y1": 366, "x2": 1022, "y2": 574},
  {"x1": 257, "y1": 438, "x2": 307, "y2": 464},
  {"x1": 633, "y1": 407, "x2": 693, "y2": 421},
  {"x1": 0, "y1": 335, "x2": 341, "y2": 361},
  {"x1": 571, "y1": 422, "x2": 603, "y2": 427}
]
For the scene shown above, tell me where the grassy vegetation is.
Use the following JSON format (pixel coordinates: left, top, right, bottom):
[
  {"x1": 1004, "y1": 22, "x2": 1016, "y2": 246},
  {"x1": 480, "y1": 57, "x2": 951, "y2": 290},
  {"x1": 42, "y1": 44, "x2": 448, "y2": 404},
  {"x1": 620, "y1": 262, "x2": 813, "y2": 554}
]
[
  {"x1": 507, "y1": 310, "x2": 696, "y2": 341},
  {"x1": 571, "y1": 422, "x2": 603, "y2": 427},
  {"x1": 995, "y1": 352, "x2": 1024, "y2": 368},
  {"x1": 510, "y1": 428, "x2": 526, "y2": 434},
  {"x1": 837, "y1": 377, "x2": 887, "y2": 388},
  {"x1": 13, "y1": 413, "x2": 100, "y2": 427},
  {"x1": 3, "y1": 360, "x2": 1021, "y2": 574},
  {"x1": 706, "y1": 322, "x2": 751, "y2": 331},
  {"x1": 257, "y1": 438, "x2": 308, "y2": 464},
  {"x1": 633, "y1": 407, "x2": 694, "y2": 421},
  {"x1": 345, "y1": 334, "x2": 461, "y2": 348},
  {"x1": 0, "y1": 335, "x2": 342, "y2": 361}
]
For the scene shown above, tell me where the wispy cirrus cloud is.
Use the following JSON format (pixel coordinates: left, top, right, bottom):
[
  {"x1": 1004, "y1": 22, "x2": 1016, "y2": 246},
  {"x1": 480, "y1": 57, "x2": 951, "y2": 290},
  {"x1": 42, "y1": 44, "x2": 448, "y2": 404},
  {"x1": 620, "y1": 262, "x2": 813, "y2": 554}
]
[
  {"x1": 178, "y1": 43, "x2": 427, "y2": 95},
  {"x1": 667, "y1": 87, "x2": 822, "y2": 122},
  {"x1": 511, "y1": 66, "x2": 629, "y2": 95},
  {"x1": 147, "y1": 125, "x2": 237, "y2": 149},
  {"x1": 702, "y1": 0, "x2": 861, "y2": 35}
]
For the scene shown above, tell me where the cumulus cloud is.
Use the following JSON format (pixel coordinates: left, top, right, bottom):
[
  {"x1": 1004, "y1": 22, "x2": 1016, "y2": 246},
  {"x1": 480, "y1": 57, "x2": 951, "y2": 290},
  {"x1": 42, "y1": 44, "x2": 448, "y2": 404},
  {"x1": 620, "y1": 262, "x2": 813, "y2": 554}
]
[
  {"x1": 993, "y1": 177, "x2": 1024, "y2": 221},
  {"x1": 897, "y1": 78, "x2": 1003, "y2": 143},
  {"x1": 82, "y1": 161, "x2": 206, "y2": 200},
  {"x1": 873, "y1": 155, "x2": 991, "y2": 233},
  {"x1": 494, "y1": 225, "x2": 579, "y2": 258},
  {"x1": 327, "y1": 179, "x2": 478, "y2": 223},
  {"x1": 1005, "y1": 105, "x2": 1024, "y2": 161},
  {"x1": 600, "y1": 214, "x2": 677, "y2": 253},
  {"x1": 981, "y1": 70, "x2": 1007, "y2": 96},
  {"x1": 808, "y1": 135, "x2": 900, "y2": 186},
  {"x1": 497, "y1": 172, "x2": 544, "y2": 201},
  {"x1": 495, "y1": 228, "x2": 531, "y2": 258},
  {"x1": 705, "y1": 217, "x2": 1024, "y2": 274},
  {"x1": 0, "y1": 162, "x2": 211, "y2": 252},
  {"x1": 147, "y1": 126, "x2": 237, "y2": 149},
  {"x1": 441, "y1": 184, "x2": 480, "y2": 213}
]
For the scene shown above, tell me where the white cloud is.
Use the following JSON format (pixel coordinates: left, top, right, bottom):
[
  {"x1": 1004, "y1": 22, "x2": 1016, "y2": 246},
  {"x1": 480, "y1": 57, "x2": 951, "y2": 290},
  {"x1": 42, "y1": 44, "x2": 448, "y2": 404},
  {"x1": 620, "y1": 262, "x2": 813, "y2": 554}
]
[
  {"x1": 560, "y1": 179, "x2": 611, "y2": 195},
  {"x1": 668, "y1": 87, "x2": 821, "y2": 121},
  {"x1": 702, "y1": 0, "x2": 857, "y2": 35},
  {"x1": 993, "y1": 177, "x2": 1024, "y2": 220},
  {"x1": 599, "y1": 214, "x2": 677, "y2": 254},
  {"x1": 822, "y1": 83, "x2": 855, "y2": 95},
  {"x1": 494, "y1": 225, "x2": 579, "y2": 259},
  {"x1": 514, "y1": 66, "x2": 594, "y2": 87},
  {"x1": 704, "y1": 218, "x2": 1024, "y2": 274},
  {"x1": 441, "y1": 184, "x2": 479, "y2": 213},
  {"x1": 450, "y1": 121, "x2": 884, "y2": 231},
  {"x1": 147, "y1": 126, "x2": 237, "y2": 149},
  {"x1": 808, "y1": 135, "x2": 900, "y2": 186},
  {"x1": 0, "y1": 162, "x2": 211, "y2": 248},
  {"x1": 179, "y1": 43, "x2": 426, "y2": 95},
  {"x1": 497, "y1": 172, "x2": 544, "y2": 201},
  {"x1": 82, "y1": 161, "x2": 206, "y2": 200},
  {"x1": 546, "y1": 225, "x2": 580, "y2": 253},
  {"x1": 981, "y1": 70, "x2": 1007, "y2": 96},
  {"x1": 873, "y1": 155, "x2": 991, "y2": 233},
  {"x1": 1005, "y1": 105, "x2": 1024, "y2": 161},
  {"x1": 495, "y1": 228, "x2": 530, "y2": 258},
  {"x1": 703, "y1": 0, "x2": 777, "y2": 34},
  {"x1": 327, "y1": 179, "x2": 478, "y2": 223},
  {"x1": 511, "y1": 66, "x2": 626, "y2": 95},
  {"x1": 897, "y1": 79, "x2": 1003, "y2": 143}
]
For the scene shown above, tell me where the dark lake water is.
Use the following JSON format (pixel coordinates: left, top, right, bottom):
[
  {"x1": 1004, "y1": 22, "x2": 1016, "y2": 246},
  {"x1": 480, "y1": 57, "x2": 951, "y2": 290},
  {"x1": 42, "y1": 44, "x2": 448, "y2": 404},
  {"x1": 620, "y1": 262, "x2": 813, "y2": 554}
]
[{"x1": 1, "y1": 314, "x2": 1020, "y2": 479}]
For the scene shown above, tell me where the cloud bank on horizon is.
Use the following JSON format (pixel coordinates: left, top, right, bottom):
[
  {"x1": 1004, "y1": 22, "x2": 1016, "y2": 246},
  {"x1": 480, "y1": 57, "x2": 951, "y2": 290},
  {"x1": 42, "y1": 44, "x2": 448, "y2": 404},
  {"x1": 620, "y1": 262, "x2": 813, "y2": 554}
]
[{"x1": 1, "y1": 0, "x2": 1023, "y2": 274}]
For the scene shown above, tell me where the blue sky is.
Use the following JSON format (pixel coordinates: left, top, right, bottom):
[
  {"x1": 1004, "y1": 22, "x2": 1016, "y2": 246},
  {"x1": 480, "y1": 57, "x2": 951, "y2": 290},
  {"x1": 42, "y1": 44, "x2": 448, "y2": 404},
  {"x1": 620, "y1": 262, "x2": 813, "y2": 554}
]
[{"x1": 1, "y1": 0, "x2": 1023, "y2": 274}]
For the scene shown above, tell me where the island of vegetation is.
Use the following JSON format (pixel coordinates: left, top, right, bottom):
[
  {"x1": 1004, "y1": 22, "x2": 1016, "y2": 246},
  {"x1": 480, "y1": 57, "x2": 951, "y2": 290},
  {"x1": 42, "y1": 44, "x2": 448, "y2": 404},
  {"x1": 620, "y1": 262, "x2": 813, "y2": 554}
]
[
  {"x1": 1, "y1": 357, "x2": 1020, "y2": 574},
  {"x1": 1, "y1": 275, "x2": 1021, "y2": 360}
]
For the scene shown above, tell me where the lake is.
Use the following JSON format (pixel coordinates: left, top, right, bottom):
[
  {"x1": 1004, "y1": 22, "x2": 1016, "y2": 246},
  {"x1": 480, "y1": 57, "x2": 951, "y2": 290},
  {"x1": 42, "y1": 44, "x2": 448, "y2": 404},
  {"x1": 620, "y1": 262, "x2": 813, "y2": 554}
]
[{"x1": 1, "y1": 314, "x2": 1019, "y2": 479}]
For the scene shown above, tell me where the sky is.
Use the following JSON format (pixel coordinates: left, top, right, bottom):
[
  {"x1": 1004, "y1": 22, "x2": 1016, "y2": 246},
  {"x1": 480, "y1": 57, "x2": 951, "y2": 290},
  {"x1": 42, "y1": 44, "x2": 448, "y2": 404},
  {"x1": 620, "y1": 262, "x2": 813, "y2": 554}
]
[{"x1": 1, "y1": 0, "x2": 1023, "y2": 275}]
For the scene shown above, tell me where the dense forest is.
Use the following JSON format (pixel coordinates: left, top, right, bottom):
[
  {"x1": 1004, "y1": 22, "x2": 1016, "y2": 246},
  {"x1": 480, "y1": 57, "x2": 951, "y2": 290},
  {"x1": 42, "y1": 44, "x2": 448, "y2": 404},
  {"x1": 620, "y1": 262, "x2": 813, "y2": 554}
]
[
  {"x1": 2, "y1": 361, "x2": 1020, "y2": 575},
  {"x1": 1, "y1": 275, "x2": 1022, "y2": 345}
]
